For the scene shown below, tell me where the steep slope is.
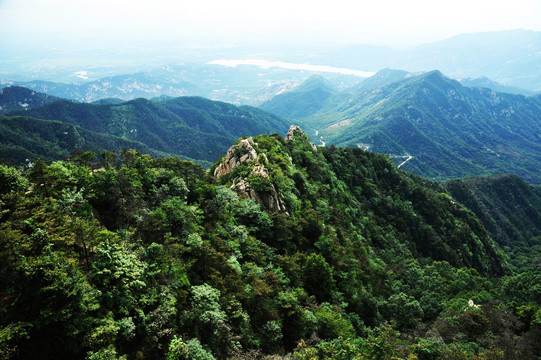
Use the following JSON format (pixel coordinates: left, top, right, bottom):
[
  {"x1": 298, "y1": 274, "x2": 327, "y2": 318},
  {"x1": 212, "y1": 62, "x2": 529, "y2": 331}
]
[
  {"x1": 0, "y1": 86, "x2": 60, "y2": 113},
  {"x1": 299, "y1": 71, "x2": 541, "y2": 183},
  {"x1": 0, "y1": 116, "x2": 166, "y2": 165},
  {"x1": 5, "y1": 95, "x2": 290, "y2": 163},
  {"x1": 259, "y1": 75, "x2": 337, "y2": 118},
  {"x1": 444, "y1": 174, "x2": 541, "y2": 248},
  {"x1": 212, "y1": 127, "x2": 505, "y2": 275}
]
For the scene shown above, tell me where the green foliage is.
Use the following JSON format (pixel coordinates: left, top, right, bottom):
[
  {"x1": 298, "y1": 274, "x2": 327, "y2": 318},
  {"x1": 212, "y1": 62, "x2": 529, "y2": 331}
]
[
  {"x1": 90, "y1": 241, "x2": 146, "y2": 316},
  {"x1": 167, "y1": 336, "x2": 189, "y2": 360},
  {"x1": 0, "y1": 164, "x2": 28, "y2": 194},
  {"x1": 0, "y1": 323, "x2": 31, "y2": 360},
  {"x1": 303, "y1": 253, "x2": 335, "y2": 302},
  {"x1": 152, "y1": 196, "x2": 202, "y2": 237},
  {"x1": 382, "y1": 292, "x2": 423, "y2": 330},
  {"x1": 0, "y1": 130, "x2": 539, "y2": 358},
  {"x1": 184, "y1": 338, "x2": 216, "y2": 360},
  {"x1": 411, "y1": 338, "x2": 443, "y2": 360},
  {"x1": 86, "y1": 345, "x2": 127, "y2": 360},
  {"x1": 313, "y1": 304, "x2": 355, "y2": 340}
]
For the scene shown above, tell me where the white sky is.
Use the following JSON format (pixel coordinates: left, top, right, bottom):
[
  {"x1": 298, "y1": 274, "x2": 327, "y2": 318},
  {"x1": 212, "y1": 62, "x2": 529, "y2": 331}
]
[{"x1": 1, "y1": 0, "x2": 540, "y2": 50}]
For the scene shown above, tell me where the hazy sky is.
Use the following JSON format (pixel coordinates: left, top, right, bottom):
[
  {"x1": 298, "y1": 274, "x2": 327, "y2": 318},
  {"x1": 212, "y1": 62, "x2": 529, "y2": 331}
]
[{"x1": 1, "y1": 0, "x2": 540, "y2": 51}]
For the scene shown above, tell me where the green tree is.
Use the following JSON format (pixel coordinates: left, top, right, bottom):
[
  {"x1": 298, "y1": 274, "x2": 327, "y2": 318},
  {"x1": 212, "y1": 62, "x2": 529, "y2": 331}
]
[
  {"x1": 0, "y1": 164, "x2": 28, "y2": 195},
  {"x1": 303, "y1": 253, "x2": 335, "y2": 302}
]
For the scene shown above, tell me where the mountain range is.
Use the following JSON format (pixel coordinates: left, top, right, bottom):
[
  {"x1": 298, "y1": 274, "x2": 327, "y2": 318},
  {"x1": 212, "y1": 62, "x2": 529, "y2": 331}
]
[
  {"x1": 262, "y1": 70, "x2": 541, "y2": 183},
  {"x1": 444, "y1": 174, "x2": 541, "y2": 252},
  {"x1": 0, "y1": 92, "x2": 290, "y2": 165},
  {"x1": 316, "y1": 29, "x2": 541, "y2": 92},
  {"x1": 0, "y1": 63, "x2": 362, "y2": 106},
  {"x1": 2, "y1": 30, "x2": 540, "y2": 111}
]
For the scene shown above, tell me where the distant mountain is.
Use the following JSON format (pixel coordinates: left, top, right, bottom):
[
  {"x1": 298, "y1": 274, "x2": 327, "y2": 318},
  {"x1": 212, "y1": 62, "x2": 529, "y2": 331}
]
[
  {"x1": 1, "y1": 71, "x2": 200, "y2": 103},
  {"x1": 319, "y1": 29, "x2": 541, "y2": 92},
  {"x1": 288, "y1": 71, "x2": 541, "y2": 183},
  {"x1": 1, "y1": 63, "x2": 363, "y2": 105},
  {"x1": 458, "y1": 77, "x2": 536, "y2": 96},
  {"x1": 0, "y1": 86, "x2": 60, "y2": 113},
  {"x1": 259, "y1": 75, "x2": 337, "y2": 118},
  {"x1": 347, "y1": 68, "x2": 413, "y2": 93},
  {"x1": 91, "y1": 98, "x2": 124, "y2": 105},
  {"x1": 4, "y1": 93, "x2": 290, "y2": 164}
]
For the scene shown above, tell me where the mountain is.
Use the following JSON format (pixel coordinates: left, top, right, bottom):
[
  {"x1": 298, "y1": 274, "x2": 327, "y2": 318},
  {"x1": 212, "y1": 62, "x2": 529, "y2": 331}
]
[
  {"x1": 6, "y1": 128, "x2": 538, "y2": 360},
  {"x1": 259, "y1": 75, "x2": 337, "y2": 118},
  {"x1": 1, "y1": 63, "x2": 363, "y2": 106},
  {"x1": 91, "y1": 98, "x2": 124, "y2": 105},
  {"x1": 0, "y1": 86, "x2": 60, "y2": 113},
  {"x1": 319, "y1": 29, "x2": 541, "y2": 92},
  {"x1": 1, "y1": 71, "x2": 200, "y2": 103},
  {"x1": 458, "y1": 76, "x2": 536, "y2": 96},
  {"x1": 259, "y1": 69, "x2": 413, "y2": 120},
  {"x1": 3, "y1": 93, "x2": 290, "y2": 164},
  {"x1": 285, "y1": 70, "x2": 541, "y2": 183},
  {"x1": 347, "y1": 68, "x2": 413, "y2": 93}
]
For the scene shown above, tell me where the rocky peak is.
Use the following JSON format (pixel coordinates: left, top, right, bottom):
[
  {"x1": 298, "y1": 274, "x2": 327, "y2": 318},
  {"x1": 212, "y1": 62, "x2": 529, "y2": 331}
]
[
  {"x1": 285, "y1": 125, "x2": 317, "y2": 151},
  {"x1": 214, "y1": 137, "x2": 258, "y2": 178},
  {"x1": 285, "y1": 125, "x2": 304, "y2": 141},
  {"x1": 214, "y1": 136, "x2": 288, "y2": 214}
]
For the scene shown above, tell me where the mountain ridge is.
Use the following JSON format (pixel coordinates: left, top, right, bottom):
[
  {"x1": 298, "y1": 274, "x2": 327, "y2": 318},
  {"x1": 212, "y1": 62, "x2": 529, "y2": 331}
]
[
  {"x1": 266, "y1": 70, "x2": 541, "y2": 183},
  {"x1": 0, "y1": 86, "x2": 61, "y2": 113},
  {"x1": 1, "y1": 91, "x2": 291, "y2": 165}
]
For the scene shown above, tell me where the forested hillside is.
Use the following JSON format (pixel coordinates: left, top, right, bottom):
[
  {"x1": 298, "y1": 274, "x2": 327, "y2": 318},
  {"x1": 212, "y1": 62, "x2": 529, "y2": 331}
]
[
  {"x1": 444, "y1": 174, "x2": 541, "y2": 272},
  {"x1": 1, "y1": 94, "x2": 290, "y2": 165},
  {"x1": 0, "y1": 116, "x2": 169, "y2": 165},
  {"x1": 1, "y1": 128, "x2": 539, "y2": 359},
  {"x1": 0, "y1": 86, "x2": 60, "y2": 113},
  {"x1": 259, "y1": 75, "x2": 337, "y2": 118}
]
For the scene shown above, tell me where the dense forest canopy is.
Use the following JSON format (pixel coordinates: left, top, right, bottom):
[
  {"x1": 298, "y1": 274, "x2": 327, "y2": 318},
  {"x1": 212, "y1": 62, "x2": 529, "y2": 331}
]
[{"x1": 0, "y1": 128, "x2": 540, "y2": 359}]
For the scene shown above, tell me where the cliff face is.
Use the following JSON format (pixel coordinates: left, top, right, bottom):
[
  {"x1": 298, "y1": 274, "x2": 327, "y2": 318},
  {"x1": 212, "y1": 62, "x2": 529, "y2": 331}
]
[{"x1": 214, "y1": 137, "x2": 288, "y2": 213}]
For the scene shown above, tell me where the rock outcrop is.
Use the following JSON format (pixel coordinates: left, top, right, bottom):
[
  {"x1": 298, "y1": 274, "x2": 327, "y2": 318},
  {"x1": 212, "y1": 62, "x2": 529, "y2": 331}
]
[
  {"x1": 285, "y1": 125, "x2": 303, "y2": 141},
  {"x1": 214, "y1": 137, "x2": 288, "y2": 214},
  {"x1": 285, "y1": 125, "x2": 317, "y2": 151},
  {"x1": 214, "y1": 137, "x2": 258, "y2": 178},
  {"x1": 230, "y1": 178, "x2": 287, "y2": 213}
]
